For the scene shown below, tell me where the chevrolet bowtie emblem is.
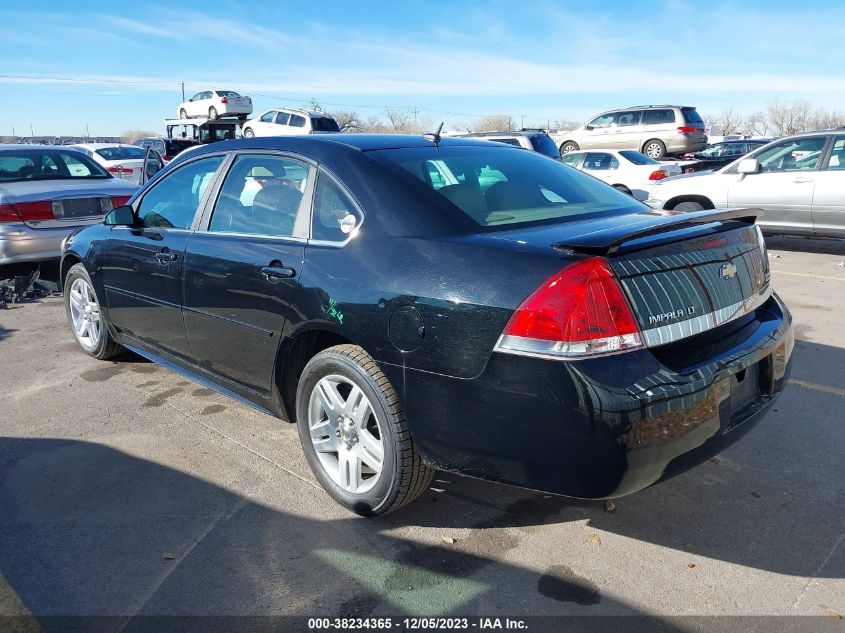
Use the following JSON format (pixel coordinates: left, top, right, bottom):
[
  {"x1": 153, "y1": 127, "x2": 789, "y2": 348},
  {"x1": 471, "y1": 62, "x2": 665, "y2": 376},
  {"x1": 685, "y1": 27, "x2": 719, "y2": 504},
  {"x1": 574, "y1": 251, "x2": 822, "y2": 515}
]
[{"x1": 720, "y1": 262, "x2": 738, "y2": 279}]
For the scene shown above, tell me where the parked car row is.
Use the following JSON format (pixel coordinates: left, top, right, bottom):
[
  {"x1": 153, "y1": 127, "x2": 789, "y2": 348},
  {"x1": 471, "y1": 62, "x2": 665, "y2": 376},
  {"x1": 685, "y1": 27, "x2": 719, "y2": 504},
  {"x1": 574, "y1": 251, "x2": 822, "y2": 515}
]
[{"x1": 561, "y1": 149, "x2": 681, "y2": 200}]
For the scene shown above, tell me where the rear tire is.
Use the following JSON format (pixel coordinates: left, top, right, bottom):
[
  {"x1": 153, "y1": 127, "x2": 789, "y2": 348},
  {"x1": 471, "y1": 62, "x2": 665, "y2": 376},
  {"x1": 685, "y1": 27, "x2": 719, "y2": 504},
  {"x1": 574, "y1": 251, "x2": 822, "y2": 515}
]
[
  {"x1": 673, "y1": 200, "x2": 706, "y2": 212},
  {"x1": 209, "y1": 106, "x2": 218, "y2": 120},
  {"x1": 64, "y1": 263, "x2": 122, "y2": 360},
  {"x1": 243, "y1": 128, "x2": 255, "y2": 138},
  {"x1": 296, "y1": 344, "x2": 434, "y2": 516},
  {"x1": 643, "y1": 139, "x2": 666, "y2": 159},
  {"x1": 560, "y1": 141, "x2": 579, "y2": 154}
]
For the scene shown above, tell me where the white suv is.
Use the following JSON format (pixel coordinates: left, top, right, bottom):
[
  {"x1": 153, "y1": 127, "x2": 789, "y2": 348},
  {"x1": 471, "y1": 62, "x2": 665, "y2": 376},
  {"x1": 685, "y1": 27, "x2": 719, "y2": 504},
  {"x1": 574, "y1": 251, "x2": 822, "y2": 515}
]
[{"x1": 242, "y1": 109, "x2": 341, "y2": 137}]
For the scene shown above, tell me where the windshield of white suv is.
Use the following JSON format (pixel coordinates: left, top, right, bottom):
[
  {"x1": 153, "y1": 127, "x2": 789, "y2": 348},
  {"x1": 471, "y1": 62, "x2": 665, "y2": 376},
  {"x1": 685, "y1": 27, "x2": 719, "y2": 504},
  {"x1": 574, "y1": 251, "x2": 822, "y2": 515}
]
[
  {"x1": 0, "y1": 149, "x2": 110, "y2": 183},
  {"x1": 372, "y1": 145, "x2": 643, "y2": 230}
]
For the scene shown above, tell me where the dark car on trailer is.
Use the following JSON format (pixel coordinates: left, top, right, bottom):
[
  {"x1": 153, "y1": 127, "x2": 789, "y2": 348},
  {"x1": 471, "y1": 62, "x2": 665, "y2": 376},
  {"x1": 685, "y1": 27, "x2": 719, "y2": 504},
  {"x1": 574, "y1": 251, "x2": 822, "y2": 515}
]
[
  {"x1": 60, "y1": 134, "x2": 794, "y2": 516},
  {"x1": 681, "y1": 139, "x2": 772, "y2": 173}
]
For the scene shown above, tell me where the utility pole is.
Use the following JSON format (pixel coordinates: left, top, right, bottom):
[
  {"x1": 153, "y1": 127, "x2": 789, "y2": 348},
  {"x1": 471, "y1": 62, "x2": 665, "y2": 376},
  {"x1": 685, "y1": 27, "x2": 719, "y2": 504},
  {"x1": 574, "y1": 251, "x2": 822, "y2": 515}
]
[
  {"x1": 30, "y1": 124, "x2": 34, "y2": 141},
  {"x1": 86, "y1": 123, "x2": 90, "y2": 140},
  {"x1": 181, "y1": 82, "x2": 186, "y2": 102},
  {"x1": 521, "y1": 115, "x2": 524, "y2": 129}
]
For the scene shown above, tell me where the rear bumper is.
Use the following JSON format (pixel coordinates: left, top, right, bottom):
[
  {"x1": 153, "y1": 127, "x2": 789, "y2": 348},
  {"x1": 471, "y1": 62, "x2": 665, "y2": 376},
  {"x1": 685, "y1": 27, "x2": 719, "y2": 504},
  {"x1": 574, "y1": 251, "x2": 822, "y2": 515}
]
[
  {"x1": 665, "y1": 136, "x2": 707, "y2": 154},
  {"x1": 395, "y1": 294, "x2": 793, "y2": 499},
  {"x1": 0, "y1": 222, "x2": 73, "y2": 264}
]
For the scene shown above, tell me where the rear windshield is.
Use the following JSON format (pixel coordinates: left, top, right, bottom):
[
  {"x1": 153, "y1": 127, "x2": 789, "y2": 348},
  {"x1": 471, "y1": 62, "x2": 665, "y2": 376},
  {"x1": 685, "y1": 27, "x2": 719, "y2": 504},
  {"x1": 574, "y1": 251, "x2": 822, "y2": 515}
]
[
  {"x1": 216, "y1": 90, "x2": 241, "y2": 98},
  {"x1": 619, "y1": 150, "x2": 658, "y2": 165},
  {"x1": 682, "y1": 108, "x2": 704, "y2": 125},
  {"x1": 528, "y1": 133, "x2": 562, "y2": 159},
  {"x1": 371, "y1": 145, "x2": 643, "y2": 229},
  {"x1": 310, "y1": 117, "x2": 341, "y2": 132},
  {"x1": 95, "y1": 146, "x2": 146, "y2": 161},
  {"x1": 0, "y1": 149, "x2": 110, "y2": 183}
]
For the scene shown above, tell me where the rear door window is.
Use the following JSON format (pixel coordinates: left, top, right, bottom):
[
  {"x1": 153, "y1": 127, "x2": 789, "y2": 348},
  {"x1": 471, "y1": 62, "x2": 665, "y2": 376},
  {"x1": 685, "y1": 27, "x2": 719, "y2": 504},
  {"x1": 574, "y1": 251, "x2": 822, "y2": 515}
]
[
  {"x1": 615, "y1": 111, "x2": 642, "y2": 126},
  {"x1": 275, "y1": 112, "x2": 291, "y2": 125},
  {"x1": 311, "y1": 172, "x2": 362, "y2": 242},
  {"x1": 583, "y1": 153, "x2": 618, "y2": 170},
  {"x1": 825, "y1": 137, "x2": 845, "y2": 170},
  {"x1": 643, "y1": 109, "x2": 676, "y2": 125}
]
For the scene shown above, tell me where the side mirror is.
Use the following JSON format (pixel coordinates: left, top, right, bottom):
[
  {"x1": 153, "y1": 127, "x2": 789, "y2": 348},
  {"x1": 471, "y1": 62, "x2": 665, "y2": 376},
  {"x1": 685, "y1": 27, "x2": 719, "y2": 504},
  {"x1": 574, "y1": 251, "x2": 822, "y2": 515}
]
[
  {"x1": 104, "y1": 205, "x2": 135, "y2": 226},
  {"x1": 584, "y1": 125, "x2": 594, "y2": 131},
  {"x1": 738, "y1": 158, "x2": 760, "y2": 174}
]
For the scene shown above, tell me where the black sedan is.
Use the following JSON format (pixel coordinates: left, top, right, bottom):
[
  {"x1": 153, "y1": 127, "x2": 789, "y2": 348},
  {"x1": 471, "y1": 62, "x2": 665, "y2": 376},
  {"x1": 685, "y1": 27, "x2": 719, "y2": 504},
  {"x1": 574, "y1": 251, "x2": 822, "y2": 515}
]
[
  {"x1": 681, "y1": 139, "x2": 772, "y2": 172},
  {"x1": 60, "y1": 135, "x2": 793, "y2": 516}
]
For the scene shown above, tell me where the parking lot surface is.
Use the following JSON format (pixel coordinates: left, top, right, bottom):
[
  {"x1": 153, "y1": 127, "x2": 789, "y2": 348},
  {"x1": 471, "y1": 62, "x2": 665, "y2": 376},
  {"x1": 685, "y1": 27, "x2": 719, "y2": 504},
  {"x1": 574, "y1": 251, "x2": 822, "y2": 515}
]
[{"x1": 1, "y1": 238, "x2": 844, "y2": 628}]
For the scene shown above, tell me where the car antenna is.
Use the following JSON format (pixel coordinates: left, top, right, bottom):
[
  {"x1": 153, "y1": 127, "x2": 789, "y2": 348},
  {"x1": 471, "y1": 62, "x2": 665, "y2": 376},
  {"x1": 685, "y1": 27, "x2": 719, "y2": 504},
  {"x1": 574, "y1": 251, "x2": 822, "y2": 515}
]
[{"x1": 423, "y1": 122, "x2": 444, "y2": 145}]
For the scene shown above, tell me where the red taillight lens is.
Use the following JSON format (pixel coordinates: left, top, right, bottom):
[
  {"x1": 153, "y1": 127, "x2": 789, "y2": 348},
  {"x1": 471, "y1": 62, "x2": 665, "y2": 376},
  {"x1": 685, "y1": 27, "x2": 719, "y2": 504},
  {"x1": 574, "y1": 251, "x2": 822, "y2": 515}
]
[
  {"x1": 107, "y1": 167, "x2": 133, "y2": 175},
  {"x1": 111, "y1": 196, "x2": 131, "y2": 207},
  {"x1": 0, "y1": 203, "x2": 21, "y2": 222},
  {"x1": 162, "y1": 155, "x2": 172, "y2": 161},
  {"x1": 220, "y1": 96, "x2": 229, "y2": 104},
  {"x1": 11, "y1": 201, "x2": 54, "y2": 221},
  {"x1": 496, "y1": 257, "x2": 642, "y2": 359},
  {"x1": 649, "y1": 169, "x2": 669, "y2": 180},
  {"x1": 677, "y1": 126, "x2": 699, "y2": 134}
]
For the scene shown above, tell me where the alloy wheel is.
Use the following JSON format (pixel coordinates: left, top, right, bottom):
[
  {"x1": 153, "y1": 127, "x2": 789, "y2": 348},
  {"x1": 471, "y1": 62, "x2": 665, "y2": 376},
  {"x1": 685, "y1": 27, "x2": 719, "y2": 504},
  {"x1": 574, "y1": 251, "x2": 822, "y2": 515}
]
[
  {"x1": 68, "y1": 277, "x2": 101, "y2": 350},
  {"x1": 308, "y1": 374, "x2": 385, "y2": 494}
]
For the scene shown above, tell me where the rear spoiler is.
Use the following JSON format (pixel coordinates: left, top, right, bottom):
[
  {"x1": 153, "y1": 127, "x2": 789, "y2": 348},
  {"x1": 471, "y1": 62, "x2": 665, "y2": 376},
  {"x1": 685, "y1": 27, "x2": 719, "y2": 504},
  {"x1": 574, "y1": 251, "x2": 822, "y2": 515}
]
[{"x1": 552, "y1": 207, "x2": 763, "y2": 256}]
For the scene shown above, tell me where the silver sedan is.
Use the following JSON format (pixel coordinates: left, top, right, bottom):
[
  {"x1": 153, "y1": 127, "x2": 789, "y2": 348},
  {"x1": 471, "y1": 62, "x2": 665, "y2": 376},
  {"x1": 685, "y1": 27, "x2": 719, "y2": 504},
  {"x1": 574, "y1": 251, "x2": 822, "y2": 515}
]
[{"x1": 0, "y1": 145, "x2": 137, "y2": 264}]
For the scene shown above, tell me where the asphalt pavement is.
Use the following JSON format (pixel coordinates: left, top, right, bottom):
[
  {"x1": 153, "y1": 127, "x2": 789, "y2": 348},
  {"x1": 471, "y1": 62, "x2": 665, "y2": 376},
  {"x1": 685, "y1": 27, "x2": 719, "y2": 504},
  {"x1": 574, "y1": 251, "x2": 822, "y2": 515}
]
[{"x1": 0, "y1": 238, "x2": 843, "y2": 631}]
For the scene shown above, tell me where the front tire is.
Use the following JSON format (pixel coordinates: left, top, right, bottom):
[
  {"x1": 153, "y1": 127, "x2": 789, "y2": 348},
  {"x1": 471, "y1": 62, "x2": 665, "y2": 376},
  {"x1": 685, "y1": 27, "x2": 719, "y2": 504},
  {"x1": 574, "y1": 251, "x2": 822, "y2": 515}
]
[
  {"x1": 673, "y1": 200, "x2": 706, "y2": 212},
  {"x1": 560, "y1": 141, "x2": 579, "y2": 154},
  {"x1": 243, "y1": 127, "x2": 255, "y2": 138},
  {"x1": 64, "y1": 263, "x2": 122, "y2": 360},
  {"x1": 208, "y1": 106, "x2": 218, "y2": 120},
  {"x1": 296, "y1": 344, "x2": 434, "y2": 516},
  {"x1": 643, "y1": 139, "x2": 667, "y2": 159}
]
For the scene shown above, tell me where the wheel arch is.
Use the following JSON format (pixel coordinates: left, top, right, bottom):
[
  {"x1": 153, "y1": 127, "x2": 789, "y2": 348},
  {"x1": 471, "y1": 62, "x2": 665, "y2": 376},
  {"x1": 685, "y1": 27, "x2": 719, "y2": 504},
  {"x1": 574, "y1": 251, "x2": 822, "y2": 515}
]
[
  {"x1": 664, "y1": 194, "x2": 715, "y2": 210},
  {"x1": 60, "y1": 252, "x2": 83, "y2": 292},
  {"x1": 275, "y1": 326, "x2": 360, "y2": 424}
]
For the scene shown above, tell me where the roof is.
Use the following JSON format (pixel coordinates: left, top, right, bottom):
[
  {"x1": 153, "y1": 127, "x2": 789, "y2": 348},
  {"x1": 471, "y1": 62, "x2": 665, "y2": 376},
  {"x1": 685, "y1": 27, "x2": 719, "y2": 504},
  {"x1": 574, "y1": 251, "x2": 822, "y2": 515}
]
[
  {"x1": 261, "y1": 107, "x2": 335, "y2": 118},
  {"x1": 69, "y1": 143, "x2": 136, "y2": 150},
  {"x1": 0, "y1": 144, "x2": 87, "y2": 151},
  {"x1": 458, "y1": 130, "x2": 546, "y2": 138}
]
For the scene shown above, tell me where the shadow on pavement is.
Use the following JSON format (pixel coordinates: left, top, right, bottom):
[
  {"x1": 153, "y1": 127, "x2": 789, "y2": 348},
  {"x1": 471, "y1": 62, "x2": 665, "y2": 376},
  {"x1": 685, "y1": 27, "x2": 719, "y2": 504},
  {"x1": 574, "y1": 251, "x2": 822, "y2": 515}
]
[{"x1": 765, "y1": 235, "x2": 845, "y2": 256}]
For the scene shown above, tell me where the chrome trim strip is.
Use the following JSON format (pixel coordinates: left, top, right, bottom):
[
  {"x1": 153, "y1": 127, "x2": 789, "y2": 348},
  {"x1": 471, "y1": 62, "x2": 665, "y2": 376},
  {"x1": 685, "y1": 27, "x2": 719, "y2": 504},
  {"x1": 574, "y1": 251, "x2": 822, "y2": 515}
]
[{"x1": 641, "y1": 284, "x2": 772, "y2": 348}]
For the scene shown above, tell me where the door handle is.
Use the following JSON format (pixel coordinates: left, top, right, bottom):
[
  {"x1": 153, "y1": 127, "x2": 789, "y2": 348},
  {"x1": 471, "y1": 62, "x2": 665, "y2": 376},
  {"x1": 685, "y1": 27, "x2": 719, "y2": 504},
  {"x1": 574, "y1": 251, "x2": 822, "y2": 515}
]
[
  {"x1": 261, "y1": 265, "x2": 296, "y2": 282},
  {"x1": 155, "y1": 251, "x2": 178, "y2": 264},
  {"x1": 793, "y1": 176, "x2": 813, "y2": 184}
]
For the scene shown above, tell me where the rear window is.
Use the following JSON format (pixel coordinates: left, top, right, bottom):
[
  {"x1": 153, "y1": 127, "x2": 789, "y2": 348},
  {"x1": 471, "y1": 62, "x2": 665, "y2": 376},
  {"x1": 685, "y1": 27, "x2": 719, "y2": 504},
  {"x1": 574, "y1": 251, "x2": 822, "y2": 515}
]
[
  {"x1": 215, "y1": 90, "x2": 241, "y2": 98},
  {"x1": 682, "y1": 108, "x2": 704, "y2": 125},
  {"x1": 0, "y1": 149, "x2": 109, "y2": 183},
  {"x1": 619, "y1": 150, "x2": 658, "y2": 165},
  {"x1": 528, "y1": 133, "x2": 562, "y2": 158},
  {"x1": 310, "y1": 116, "x2": 340, "y2": 132},
  {"x1": 95, "y1": 146, "x2": 146, "y2": 161},
  {"x1": 371, "y1": 145, "x2": 642, "y2": 230}
]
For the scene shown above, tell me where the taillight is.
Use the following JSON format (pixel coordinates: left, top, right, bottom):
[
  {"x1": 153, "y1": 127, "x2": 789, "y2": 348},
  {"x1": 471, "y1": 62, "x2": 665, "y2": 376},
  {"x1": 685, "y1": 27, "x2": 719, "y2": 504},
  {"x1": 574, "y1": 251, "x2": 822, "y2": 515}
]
[
  {"x1": 107, "y1": 167, "x2": 134, "y2": 175},
  {"x1": 162, "y1": 155, "x2": 172, "y2": 161},
  {"x1": 0, "y1": 203, "x2": 20, "y2": 222},
  {"x1": 111, "y1": 196, "x2": 131, "y2": 207},
  {"x1": 6, "y1": 201, "x2": 54, "y2": 221},
  {"x1": 495, "y1": 257, "x2": 642, "y2": 359},
  {"x1": 677, "y1": 126, "x2": 699, "y2": 134},
  {"x1": 220, "y1": 96, "x2": 229, "y2": 104},
  {"x1": 649, "y1": 170, "x2": 669, "y2": 180}
]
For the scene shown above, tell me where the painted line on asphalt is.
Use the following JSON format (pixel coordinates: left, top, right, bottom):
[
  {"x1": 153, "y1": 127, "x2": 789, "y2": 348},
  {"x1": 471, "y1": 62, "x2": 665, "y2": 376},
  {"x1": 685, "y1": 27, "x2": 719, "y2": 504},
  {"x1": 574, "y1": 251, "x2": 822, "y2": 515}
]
[
  {"x1": 788, "y1": 379, "x2": 845, "y2": 398},
  {"x1": 772, "y1": 270, "x2": 845, "y2": 282}
]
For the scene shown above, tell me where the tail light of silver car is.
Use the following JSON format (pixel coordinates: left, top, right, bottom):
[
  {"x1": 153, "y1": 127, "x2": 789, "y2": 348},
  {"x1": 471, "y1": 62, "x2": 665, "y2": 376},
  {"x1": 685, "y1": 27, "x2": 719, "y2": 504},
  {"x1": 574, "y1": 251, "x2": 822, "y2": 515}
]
[
  {"x1": 0, "y1": 196, "x2": 131, "y2": 223},
  {"x1": 106, "y1": 166, "x2": 134, "y2": 176},
  {"x1": 649, "y1": 170, "x2": 669, "y2": 181},
  {"x1": 494, "y1": 257, "x2": 644, "y2": 360}
]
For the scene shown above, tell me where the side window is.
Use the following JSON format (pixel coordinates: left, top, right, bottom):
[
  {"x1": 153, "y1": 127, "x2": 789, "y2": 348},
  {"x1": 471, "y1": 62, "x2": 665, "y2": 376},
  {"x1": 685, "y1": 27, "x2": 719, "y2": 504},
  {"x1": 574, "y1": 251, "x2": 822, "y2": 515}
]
[
  {"x1": 588, "y1": 113, "x2": 614, "y2": 128},
  {"x1": 756, "y1": 137, "x2": 828, "y2": 172},
  {"x1": 202, "y1": 91, "x2": 212, "y2": 100},
  {"x1": 583, "y1": 153, "x2": 615, "y2": 170},
  {"x1": 209, "y1": 154, "x2": 309, "y2": 237},
  {"x1": 560, "y1": 153, "x2": 582, "y2": 167},
  {"x1": 260, "y1": 111, "x2": 275, "y2": 123},
  {"x1": 290, "y1": 114, "x2": 307, "y2": 128},
  {"x1": 615, "y1": 111, "x2": 641, "y2": 127},
  {"x1": 825, "y1": 137, "x2": 845, "y2": 171},
  {"x1": 311, "y1": 173, "x2": 361, "y2": 242},
  {"x1": 643, "y1": 109, "x2": 676, "y2": 125},
  {"x1": 137, "y1": 156, "x2": 223, "y2": 229},
  {"x1": 190, "y1": 92, "x2": 202, "y2": 101},
  {"x1": 275, "y1": 112, "x2": 291, "y2": 125},
  {"x1": 61, "y1": 154, "x2": 93, "y2": 177}
]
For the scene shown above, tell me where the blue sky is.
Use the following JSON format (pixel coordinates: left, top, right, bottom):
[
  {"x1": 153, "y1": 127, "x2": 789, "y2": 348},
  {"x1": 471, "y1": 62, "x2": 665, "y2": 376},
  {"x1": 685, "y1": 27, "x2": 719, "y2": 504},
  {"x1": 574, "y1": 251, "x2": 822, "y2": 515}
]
[{"x1": 2, "y1": 0, "x2": 844, "y2": 136}]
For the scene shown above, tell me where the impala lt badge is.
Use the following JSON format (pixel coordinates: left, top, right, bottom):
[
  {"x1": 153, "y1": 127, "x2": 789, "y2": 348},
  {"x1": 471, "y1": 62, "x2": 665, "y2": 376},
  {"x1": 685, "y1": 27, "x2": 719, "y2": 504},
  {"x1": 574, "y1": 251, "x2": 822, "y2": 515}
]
[{"x1": 720, "y1": 263, "x2": 738, "y2": 279}]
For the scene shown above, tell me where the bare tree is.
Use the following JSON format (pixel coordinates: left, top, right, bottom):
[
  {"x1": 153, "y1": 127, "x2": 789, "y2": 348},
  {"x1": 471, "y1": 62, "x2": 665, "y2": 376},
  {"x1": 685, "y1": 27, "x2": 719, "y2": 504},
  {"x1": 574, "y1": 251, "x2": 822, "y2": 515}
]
[
  {"x1": 384, "y1": 108, "x2": 413, "y2": 133},
  {"x1": 474, "y1": 114, "x2": 512, "y2": 132},
  {"x1": 360, "y1": 115, "x2": 388, "y2": 133},
  {"x1": 704, "y1": 109, "x2": 744, "y2": 136},
  {"x1": 120, "y1": 129, "x2": 157, "y2": 144},
  {"x1": 742, "y1": 112, "x2": 769, "y2": 137},
  {"x1": 765, "y1": 99, "x2": 813, "y2": 136},
  {"x1": 331, "y1": 110, "x2": 363, "y2": 133},
  {"x1": 0, "y1": 135, "x2": 16, "y2": 143},
  {"x1": 810, "y1": 107, "x2": 845, "y2": 130},
  {"x1": 550, "y1": 119, "x2": 580, "y2": 132}
]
